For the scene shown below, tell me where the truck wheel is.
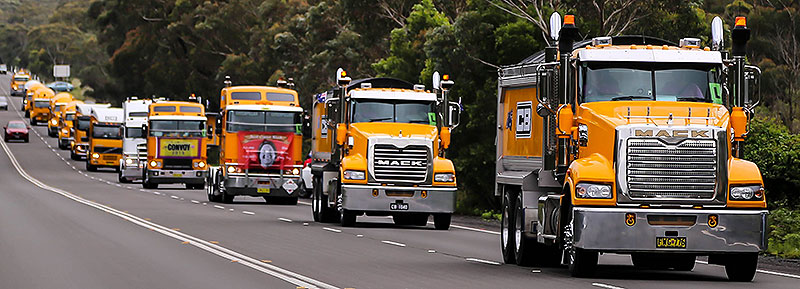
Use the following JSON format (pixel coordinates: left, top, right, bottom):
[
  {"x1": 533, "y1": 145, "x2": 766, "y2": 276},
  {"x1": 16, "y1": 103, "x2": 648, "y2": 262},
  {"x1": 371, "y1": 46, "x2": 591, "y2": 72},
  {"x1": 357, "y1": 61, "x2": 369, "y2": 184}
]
[
  {"x1": 297, "y1": 181, "x2": 311, "y2": 198},
  {"x1": 725, "y1": 253, "x2": 758, "y2": 282},
  {"x1": 24, "y1": 111, "x2": 29, "y2": 118},
  {"x1": 118, "y1": 170, "x2": 131, "y2": 183},
  {"x1": 207, "y1": 173, "x2": 222, "y2": 202},
  {"x1": 340, "y1": 209, "x2": 356, "y2": 227},
  {"x1": 70, "y1": 150, "x2": 79, "y2": 160},
  {"x1": 86, "y1": 161, "x2": 97, "y2": 172},
  {"x1": 311, "y1": 176, "x2": 322, "y2": 221},
  {"x1": 565, "y1": 209, "x2": 598, "y2": 277},
  {"x1": 142, "y1": 170, "x2": 158, "y2": 189},
  {"x1": 501, "y1": 189, "x2": 516, "y2": 264},
  {"x1": 433, "y1": 213, "x2": 451, "y2": 230},
  {"x1": 30, "y1": 119, "x2": 36, "y2": 125},
  {"x1": 514, "y1": 192, "x2": 532, "y2": 266}
]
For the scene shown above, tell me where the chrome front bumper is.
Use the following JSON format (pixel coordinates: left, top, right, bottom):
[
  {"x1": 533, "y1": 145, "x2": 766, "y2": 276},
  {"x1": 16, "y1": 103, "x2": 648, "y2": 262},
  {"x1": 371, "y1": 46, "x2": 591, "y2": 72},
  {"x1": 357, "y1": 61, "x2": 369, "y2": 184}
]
[
  {"x1": 341, "y1": 184, "x2": 456, "y2": 213},
  {"x1": 121, "y1": 163, "x2": 144, "y2": 179},
  {"x1": 223, "y1": 174, "x2": 300, "y2": 197},
  {"x1": 148, "y1": 169, "x2": 207, "y2": 184},
  {"x1": 573, "y1": 207, "x2": 767, "y2": 253}
]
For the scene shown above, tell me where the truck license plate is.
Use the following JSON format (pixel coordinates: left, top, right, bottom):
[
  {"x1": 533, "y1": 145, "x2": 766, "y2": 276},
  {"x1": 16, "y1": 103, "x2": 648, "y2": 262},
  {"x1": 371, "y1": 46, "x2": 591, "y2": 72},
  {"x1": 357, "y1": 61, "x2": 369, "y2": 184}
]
[
  {"x1": 390, "y1": 203, "x2": 409, "y2": 211},
  {"x1": 656, "y1": 237, "x2": 686, "y2": 249},
  {"x1": 172, "y1": 173, "x2": 182, "y2": 177},
  {"x1": 257, "y1": 188, "x2": 270, "y2": 194}
]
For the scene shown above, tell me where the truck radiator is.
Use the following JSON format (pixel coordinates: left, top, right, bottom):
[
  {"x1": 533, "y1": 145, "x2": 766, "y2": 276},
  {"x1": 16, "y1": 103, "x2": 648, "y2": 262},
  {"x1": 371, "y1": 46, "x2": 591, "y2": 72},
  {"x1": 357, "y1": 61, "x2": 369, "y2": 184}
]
[
  {"x1": 163, "y1": 159, "x2": 192, "y2": 170},
  {"x1": 372, "y1": 144, "x2": 429, "y2": 183},
  {"x1": 626, "y1": 139, "x2": 717, "y2": 199}
]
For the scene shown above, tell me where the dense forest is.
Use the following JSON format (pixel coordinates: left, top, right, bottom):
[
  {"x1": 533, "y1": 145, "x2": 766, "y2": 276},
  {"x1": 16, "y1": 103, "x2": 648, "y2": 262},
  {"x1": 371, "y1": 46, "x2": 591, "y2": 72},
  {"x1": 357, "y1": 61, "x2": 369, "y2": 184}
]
[{"x1": 1, "y1": 0, "x2": 799, "y2": 229}]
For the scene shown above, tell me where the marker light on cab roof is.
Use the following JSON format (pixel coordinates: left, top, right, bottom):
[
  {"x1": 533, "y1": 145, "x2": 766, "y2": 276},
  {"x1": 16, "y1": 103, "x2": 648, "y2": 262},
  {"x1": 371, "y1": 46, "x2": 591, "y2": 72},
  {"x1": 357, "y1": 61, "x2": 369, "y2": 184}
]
[
  {"x1": 735, "y1": 17, "x2": 746, "y2": 27},
  {"x1": 564, "y1": 15, "x2": 575, "y2": 25}
]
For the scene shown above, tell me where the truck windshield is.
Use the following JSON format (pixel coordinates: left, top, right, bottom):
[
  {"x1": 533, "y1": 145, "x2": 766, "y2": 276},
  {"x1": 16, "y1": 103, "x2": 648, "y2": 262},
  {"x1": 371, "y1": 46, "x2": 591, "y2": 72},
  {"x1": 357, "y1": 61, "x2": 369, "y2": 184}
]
[
  {"x1": 126, "y1": 127, "x2": 144, "y2": 138},
  {"x1": 92, "y1": 124, "x2": 121, "y2": 139},
  {"x1": 14, "y1": 77, "x2": 29, "y2": 82},
  {"x1": 351, "y1": 99, "x2": 435, "y2": 124},
  {"x1": 54, "y1": 105, "x2": 63, "y2": 112},
  {"x1": 227, "y1": 110, "x2": 299, "y2": 133},
  {"x1": 150, "y1": 120, "x2": 205, "y2": 137},
  {"x1": 580, "y1": 62, "x2": 721, "y2": 103},
  {"x1": 35, "y1": 101, "x2": 50, "y2": 108},
  {"x1": 65, "y1": 113, "x2": 75, "y2": 121},
  {"x1": 76, "y1": 119, "x2": 90, "y2": 130}
]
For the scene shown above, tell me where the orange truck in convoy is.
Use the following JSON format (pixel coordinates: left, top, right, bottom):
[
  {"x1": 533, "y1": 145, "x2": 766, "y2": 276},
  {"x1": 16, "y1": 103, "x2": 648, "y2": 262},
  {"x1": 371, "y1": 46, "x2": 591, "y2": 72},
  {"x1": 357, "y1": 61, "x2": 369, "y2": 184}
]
[
  {"x1": 58, "y1": 100, "x2": 83, "y2": 149},
  {"x1": 48, "y1": 92, "x2": 74, "y2": 137},
  {"x1": 72, "y1": 103, "x2": 111, "y2": 160},
  {"x1": 495, "y1": 14, "x2": 766, "y2": 281},
  {"x1": 29, "y1": 87, "x2": 55, "y2": 125},
  {"x1": 86, "y1": 107, "x2": 124, "y2": 172},
  {"x1": 142, "y1": 101, "x2": 208, "y2": 189},
  {"x1": 10, "y1": 70, "x2": 30, "y2": 96},
  {"x1": 206, "y1": 78, "x2": 303, "y2": 204},
  {"x1": 309, "y1": 69, "x2": 460, "y2": 228}
]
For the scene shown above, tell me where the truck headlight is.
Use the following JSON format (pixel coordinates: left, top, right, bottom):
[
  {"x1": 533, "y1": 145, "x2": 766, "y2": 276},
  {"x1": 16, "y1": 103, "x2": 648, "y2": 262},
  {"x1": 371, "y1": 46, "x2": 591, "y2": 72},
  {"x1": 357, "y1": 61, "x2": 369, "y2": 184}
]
[
  {"x1": 197, "y1": 161, "x2": 206, "y2": 168},
  {"x1": 292, "y1": 168, "x2": 300, "y2": 175},
  {"x1": 730, "y1": 185, "x2": 764, "y2": 200},
  {"x1": 149, "y1": 160, "x2": 162, "y2": 168},
  {"x1": 343, "y1": 170, "x2": 365, "y2": 180},
  {"x1": 50, "y1": 119, "x2": 58, "y2": 125},
  {"x1": 576, "y1": 183, "x2": 612, "y2": 199},
  {"x1": 434, "y1": 173, "x2": 455, "y2": 182},
  {"x1": 91, "y1": 153, "x2": 100, "y2": 159},
  {"x1": 226, "y1": 166, "x2": 241, "y2": 173},
  {"x1": 61, "y1": 128, "x2": 69, "y2": 134},
  {"x1": 125, "y1": 158, "x2": 134, "y2": 165}
]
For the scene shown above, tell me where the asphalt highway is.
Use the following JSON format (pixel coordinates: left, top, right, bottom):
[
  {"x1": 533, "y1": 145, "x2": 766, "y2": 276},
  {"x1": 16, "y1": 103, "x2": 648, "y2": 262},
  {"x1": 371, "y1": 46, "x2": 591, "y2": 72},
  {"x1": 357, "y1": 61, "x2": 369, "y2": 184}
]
[{"x1": 1, "y1": 74, "x2": 798, "y2": 288}]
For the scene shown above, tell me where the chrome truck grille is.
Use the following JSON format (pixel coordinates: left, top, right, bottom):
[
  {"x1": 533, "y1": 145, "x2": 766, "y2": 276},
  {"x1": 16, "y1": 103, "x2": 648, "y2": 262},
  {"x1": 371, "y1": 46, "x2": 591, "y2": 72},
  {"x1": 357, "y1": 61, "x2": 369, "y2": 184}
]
[
  {"x1": 372, "y1": 144, "x2": 429, "y2": 183},
  {"x1": 626, "y1": 139, "x2": 717, "y2": 199}
]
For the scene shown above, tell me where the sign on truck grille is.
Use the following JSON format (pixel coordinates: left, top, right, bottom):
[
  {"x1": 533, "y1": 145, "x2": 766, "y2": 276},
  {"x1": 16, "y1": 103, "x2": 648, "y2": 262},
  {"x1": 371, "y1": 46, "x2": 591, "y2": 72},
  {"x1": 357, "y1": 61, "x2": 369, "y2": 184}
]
[
  {"x1": 626, "y1": 139, "x2": 717, "y2": 199},
  {"x1": 372, "y1": 144, "x2": 429, "y2": 183}
]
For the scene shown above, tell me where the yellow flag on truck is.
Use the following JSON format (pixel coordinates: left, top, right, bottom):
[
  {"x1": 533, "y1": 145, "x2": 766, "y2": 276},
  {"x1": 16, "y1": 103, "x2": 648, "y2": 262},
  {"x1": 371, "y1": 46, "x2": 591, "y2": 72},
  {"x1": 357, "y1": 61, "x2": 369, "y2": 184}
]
[{"x1": 158, "y1": 138, "x2": 200, "y2": 158}]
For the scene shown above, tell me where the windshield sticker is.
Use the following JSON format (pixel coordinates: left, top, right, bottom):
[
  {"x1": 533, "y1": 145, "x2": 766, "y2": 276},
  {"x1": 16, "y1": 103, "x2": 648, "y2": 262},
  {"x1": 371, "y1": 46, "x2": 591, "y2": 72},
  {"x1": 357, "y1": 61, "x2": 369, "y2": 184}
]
[
  {"x1": 709, "y1": 83, "x2": 722, "y2": 104},
  {"x1": 158, "y1": 139, "x2": 200, "y2": 158},
  {"x1": 427, "y1": 112, "x2": 437, "y2": 126}
]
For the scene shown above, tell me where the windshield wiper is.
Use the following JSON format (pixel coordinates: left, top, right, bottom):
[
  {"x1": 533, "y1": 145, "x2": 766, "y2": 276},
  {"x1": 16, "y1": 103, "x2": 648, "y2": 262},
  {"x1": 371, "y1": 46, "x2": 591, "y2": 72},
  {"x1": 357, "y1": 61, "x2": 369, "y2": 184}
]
[
  {"x1": 611, "y1": 95, "x2": 653, "y2": 101},
  {"x1": 368, "y1": 117, "x2": 392, "y2": 122}
]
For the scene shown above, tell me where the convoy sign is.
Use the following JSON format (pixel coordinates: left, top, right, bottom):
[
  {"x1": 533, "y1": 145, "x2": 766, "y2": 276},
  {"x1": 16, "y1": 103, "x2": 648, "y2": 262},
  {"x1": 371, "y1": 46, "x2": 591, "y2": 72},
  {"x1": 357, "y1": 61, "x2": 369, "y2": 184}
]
[
  {"x1": 158, "y1": 139, "x2": 200, "y2": 158},
  {"x1": 238, "y1": 132, "x2": 294, "y2": 169}
]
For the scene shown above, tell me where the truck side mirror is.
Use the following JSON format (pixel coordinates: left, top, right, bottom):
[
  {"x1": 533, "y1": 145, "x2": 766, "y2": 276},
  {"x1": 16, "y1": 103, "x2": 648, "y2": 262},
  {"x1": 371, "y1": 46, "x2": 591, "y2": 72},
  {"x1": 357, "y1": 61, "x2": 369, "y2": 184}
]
[
  {"x1": 326, "y1": 100, "x2": 339, "y2": 125},
  {"x1": 448, "y1": 101, "x2": 461, "y2": 129},
  {"x1": 302, "y1": 110, "x2": 312, "y2": 136},
  {"x1": 215, "y1": 118, "x2": 222, "y2": 132},
  {"x1": 207, "y1": 127, "x2": 213, "y2": 139},
  {"x1": 141, "y1": 124, "x2": 148, "y2": 137}
]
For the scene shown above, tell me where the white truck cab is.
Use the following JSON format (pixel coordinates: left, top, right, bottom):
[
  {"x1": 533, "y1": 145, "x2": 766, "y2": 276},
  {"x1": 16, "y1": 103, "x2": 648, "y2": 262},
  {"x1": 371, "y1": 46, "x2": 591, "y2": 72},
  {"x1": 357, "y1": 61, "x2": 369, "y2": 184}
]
[{"x1": 118, "y1": 97, "x2": 153, "y2": 183}]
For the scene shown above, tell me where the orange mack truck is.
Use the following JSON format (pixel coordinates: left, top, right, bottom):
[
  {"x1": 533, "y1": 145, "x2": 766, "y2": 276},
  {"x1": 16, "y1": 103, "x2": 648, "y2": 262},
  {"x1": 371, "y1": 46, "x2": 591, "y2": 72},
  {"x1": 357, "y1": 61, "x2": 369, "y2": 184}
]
[
  {"x1": 495, "y1": 14, "x2": 766, "y2": 281},
  {"x1": 309, "y1": 69, "x2": 460, "y2": 229},
  {"x1": 142, "y1": 101, "x2": 208, "y2": 189},
  {"x1": 206, "y1": 78, "x2": 304, "y2": 204}
]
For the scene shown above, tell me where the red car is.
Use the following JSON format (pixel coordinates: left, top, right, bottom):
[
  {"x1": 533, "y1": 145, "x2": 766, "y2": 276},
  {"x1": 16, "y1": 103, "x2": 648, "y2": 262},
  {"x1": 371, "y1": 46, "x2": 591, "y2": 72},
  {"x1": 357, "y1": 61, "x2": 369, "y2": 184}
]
[{"x1": 4, "y1": 120, "x2": 30, "y2": 142}]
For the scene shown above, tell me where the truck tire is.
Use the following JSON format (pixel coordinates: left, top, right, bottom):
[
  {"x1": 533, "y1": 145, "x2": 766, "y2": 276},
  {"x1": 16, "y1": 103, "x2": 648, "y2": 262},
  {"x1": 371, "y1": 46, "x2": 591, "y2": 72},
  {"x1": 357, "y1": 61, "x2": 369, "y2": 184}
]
[
  {"x1": 312, "y1": 176, "x2": 338, "y2": 223},
  {"x1": 433, "y1": 213, "x2": 451, "y2": 230},
  {"x1": 207, "y1": 173, "x2": 222, "y2": 202},
  {"x1": 70, "y1": 150, "x2": 79, "y2": 160},
  {"x1": 86, "y1": 161, "x2": 97, "y2": 172},
  {"x1": 513, "y1": 192, "x2": 560, "y2": 266},
  {"x1": 725, "y1": 253, "x2": 758, "y2": 282},
  {"x1": 142, "y1": 170, "x2": 158, "y2": 189},
  {"x1": 340, "y1": 209, "x2": 356, "y2": 227},
  {"x1": 501, "y1": 188, "x2": 516, "y2": 264},
  {"x1": 565, "y1": 208, "x2": 598, "y2": 277},
  {"x1": 118, "y1": 169, "x2": 131, "y2": 183},
  {"x1": 30, "y1": 119, "x2": 36, "y2": 126},
  {"x1": 24, "y1": 110, "x2": 29, "y2": 118},
  {"x1": 58, "y1": 140, "x2": 67, "y2": 150}
]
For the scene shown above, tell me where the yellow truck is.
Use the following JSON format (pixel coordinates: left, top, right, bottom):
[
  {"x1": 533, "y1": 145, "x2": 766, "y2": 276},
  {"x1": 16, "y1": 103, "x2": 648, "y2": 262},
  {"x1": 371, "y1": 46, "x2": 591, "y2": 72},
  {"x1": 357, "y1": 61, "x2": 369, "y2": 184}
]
[
  {"x1": 309, "y1": 69, "x2": 460, "y2": 228},
  {"x1": 206, "y1": 79, "x2": 304, "y2": 204},
  {"x1": 142, "y1": 101, "x2": 208, "y2": 189},
  {"x1": 48, "y1": 92, "x2": 74, "y2": 137},
  {"x1": 10, "y1": 70, "x2": 30, "y2": 96},
  {"x1": 72, "y1": 103, "x2": 111, "y2": 160},
  {"x1": 30, "y1": 87, "x2": 55, "y2": 125},
  {"x1": 22, "y1": 81, "x2": 45, "y2": 114},
  {"x1": 495, "y1": 15, "x2": 765, "y2": 281},
  {"x1": 58, "y1": 100, "x2": 83, "y2": 149},
  {"x1": 86, "y1": 107, "x2": 124, "y2": 172}
]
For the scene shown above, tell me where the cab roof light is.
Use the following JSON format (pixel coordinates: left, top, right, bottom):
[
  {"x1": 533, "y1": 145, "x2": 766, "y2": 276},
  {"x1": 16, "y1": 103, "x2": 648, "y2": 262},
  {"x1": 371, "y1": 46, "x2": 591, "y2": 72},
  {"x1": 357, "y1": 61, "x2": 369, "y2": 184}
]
[
  {"x1": 679, "y1": 38, "x2": 701, "y2": 49},
  {"x1": 413, "y1": 84, "x2": 426, "y2": 91},
  {"x1": 591, "y1": 37, "x2": 612, "y2": 47},
  {"x1": 735, "y1": 16, "x2": 746, "y2": 27},
  {"x1": 361, "y1": 83, "x2": 372, "y2": 89},
  {"x1": 564, "y1": 15, "x2": 575, "y2": 26}
]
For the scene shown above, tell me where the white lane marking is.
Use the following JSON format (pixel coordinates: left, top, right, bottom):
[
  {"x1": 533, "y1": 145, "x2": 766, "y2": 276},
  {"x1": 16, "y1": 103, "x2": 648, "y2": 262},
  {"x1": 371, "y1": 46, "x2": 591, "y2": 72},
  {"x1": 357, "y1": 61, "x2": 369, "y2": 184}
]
[
  {"x1": 592, "y1": 283, "x2": 625, "y2": 289},
  {"x1": 298, "y1": 201, "x2": 312, "y2": 206},
  {"x1": 0, "y1": 134, "x2": 338, "y2": 289},
  {"x1": 323, "y1": 227, "x2": 341, "y2": 233},
  {"x1": 381, "y1": 240, "x2": 406, "y2": 247},
  {"x1": 229, "y1": 209, "x2": 234, "y2": 212},
  {"x1": 465, "y1": 258, "x2": 501, "y2": 266},
  {"x1": 213, "y1": 205, "x2": 225, "y2": 210},
  {"x1": 426, "y1": 221, "x2": 501, "y2": 235},
  {"x1": 531, "y1": 269, "x2": 541, "y2": 273},
  {"x1": 153, "y1": 192, "x2": 160, "y2": 195},
  {"x1": 427, "y1": 249, "x2": 436, "y2": 253},
  {"x1": 279, "y1": 218, "x2": 293, "y2": 223},
  {"x1": 139, "y1": 189, "x2": 147, "y2": 192},
  {"x1": 191, "y1": 200, "x2": 200, "y2": 204},
  {"x1": 356, "y1": 234, "x2": 364, "y2": 238},
  {"x1": 171, "y1": 196, "x2": 179, "y2": 200},
  {"x1": 242, "y1": 211, "x2": 255, "y2": 215},
  {"x1": 696, "y1": 260, "x2": 800, "y2": 280},
  {"x1": 302, "y1": 223, "x2": 309, "y2": 226}
]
